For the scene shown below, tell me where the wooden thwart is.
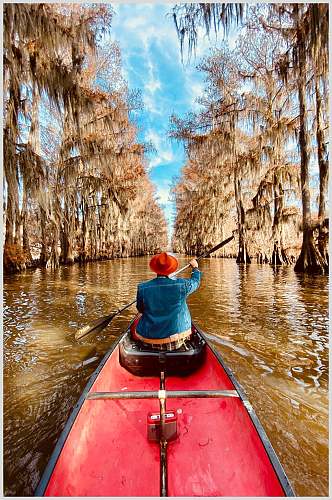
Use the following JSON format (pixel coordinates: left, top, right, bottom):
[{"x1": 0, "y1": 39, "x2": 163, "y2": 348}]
[{"x1": 86, "y1": 389, "x2": 239, "y2": 400}]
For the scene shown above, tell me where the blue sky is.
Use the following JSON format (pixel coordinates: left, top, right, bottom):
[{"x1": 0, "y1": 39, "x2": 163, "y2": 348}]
[{"x1": 110, "y1": 3, "x2": 214, "y2": 235}]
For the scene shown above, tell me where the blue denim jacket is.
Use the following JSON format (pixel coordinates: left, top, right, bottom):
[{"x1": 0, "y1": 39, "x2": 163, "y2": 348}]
[{"x1": 136, "y1": 268, "x2": 202, "y2": 339}]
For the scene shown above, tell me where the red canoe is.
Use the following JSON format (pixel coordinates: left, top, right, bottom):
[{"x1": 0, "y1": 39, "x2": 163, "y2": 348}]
[{"x1": 35, "y1": 322, "x2": 294, "y2": 497}]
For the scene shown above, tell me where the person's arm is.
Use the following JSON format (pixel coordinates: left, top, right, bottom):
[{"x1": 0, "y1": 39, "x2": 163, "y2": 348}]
[
  {"x1": 184, "y1": 259, "x2": 202, "y2": 295},
  {"x1": 136, "y1": 286, "x2": 144, "y2": 313}
]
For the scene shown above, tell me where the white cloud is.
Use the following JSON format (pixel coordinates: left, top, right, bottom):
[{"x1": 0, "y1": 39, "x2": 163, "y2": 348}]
[
  {"x1": 121, "y1": 15, "x2": 171, "y2": 54},
  {"x1": 123, "y1": 16, "x2": 147, "y2": 31},
  {"x1": 191, "y1": 81, "x2": 204, "y2": 99},
  {"x1": 145, "y1": 78, "x2": 161, "y2": 94},
  {"x1": 145, "y1": 128, "x2": 174, "y2": 170},
  {"x1": 145, "y1": 129, "x2": 162, "y2": 149},
  {"x1": 117, "y1": 11, "x2": 166, "y2": 113},
  {"x1": 143, "y1": 94, "x2": 162, "y2": 115},
  {"x1": 144, "y1": 57, "x2": 162, "y2": 107},
  {"x1": 162, "y1": 150, "x2": 174, "y2": 163},
  {"x1": 147, "y1": 147, "x2": 174, "y2": 171},
  {"x1": 114, "y1": 5, "x2": 182, "y2": 62},
  {"x1": 188, "y1": 81, "x2": 205, "y2": 111},
  {"x1": 156, "y1": 186, "x2": 171, "y2": 204},
  {"x1": 149, "y1": 157, "x2": 162, "y2": 169},
  {"x1": 154, "y1": 183, "x2": 176, "y2": 233}
]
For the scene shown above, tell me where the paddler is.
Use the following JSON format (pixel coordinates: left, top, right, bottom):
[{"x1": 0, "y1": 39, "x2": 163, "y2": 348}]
[{"x1": 130, "y1": 252, "x2": 202, "y2": 351}]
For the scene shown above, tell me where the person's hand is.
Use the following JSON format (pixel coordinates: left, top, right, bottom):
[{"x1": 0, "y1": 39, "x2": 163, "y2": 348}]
[{"x1": 189, "y1": 259, "x2": 198, "y2": 268}]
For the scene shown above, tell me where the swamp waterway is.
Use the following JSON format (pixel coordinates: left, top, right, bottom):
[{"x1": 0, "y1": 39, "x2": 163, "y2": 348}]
[{"x1": 3, "y1": 256, "x2": 329, "y2": 496}]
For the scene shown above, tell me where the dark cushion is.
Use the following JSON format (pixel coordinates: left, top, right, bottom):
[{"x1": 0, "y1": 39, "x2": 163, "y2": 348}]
[{"x1": 119, "y1": 329, "x2": 206, "y2": 377}]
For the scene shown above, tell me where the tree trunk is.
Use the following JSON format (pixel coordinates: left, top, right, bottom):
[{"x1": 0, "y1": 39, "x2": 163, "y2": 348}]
[
  {"x1": 22, "y1": 211, "x2": 33, "y2": 264},
  {"x1": 271, "y1": 178, "x2": 290, "y2": 265},
  {"x1": 48, "y1": 223, "x2": 60, "y2": 269},
  {"x1": 295, "y1": 226, "x2": 327, "y2": 273},
  {"x1": 99, "y1": 192, "x2": 109, "y2": 259},
  {"x1": 4, "y1": 174, "x2": 17, "y2": 248},
  {"x1": 39, "y1": 207, "x2": 49, "y2": 266},
  {"x1": 82, "y1": 198, "x2": 89, "y2": 262},
  {"x1": 47, "y1": 195, "x2": 62, "y2": 269},
  {"x1": 3, "y1": 81, "x2": 23, "y2": 272},
  {"x1": 315, "y1": 76, "x2": 329, "y2": 265},
  {"x1": 294, "y1": 7, "x2": 326, "y2": 274},
  {"x1": 4, "y1": 82, "x2": 20, "y2": 250},
  {"x1": 316, "y1": 84, "x2": 328, "y2": 221},
  {"x1": 21, "y1": 189, "x2": 32, "y2": 264},
  {"x1": 234, "y1": 172, "x2": 251, "y2": 264},
  {"x1": 22, "y1": 84, "x2": 40, "y2": 266},
  {"x1": 61, "y1": 195, "x2": 75, "y2": 265}
]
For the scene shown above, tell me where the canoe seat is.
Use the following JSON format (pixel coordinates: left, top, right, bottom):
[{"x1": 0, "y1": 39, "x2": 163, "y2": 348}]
[{"x1": 119, "y1": 328, "x2": 206, "y2": 376}]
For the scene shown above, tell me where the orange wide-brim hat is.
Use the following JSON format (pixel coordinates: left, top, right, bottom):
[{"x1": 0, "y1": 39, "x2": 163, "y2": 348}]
[{"x1": 149, "y1": 252, "x2": 178, "y2": 276}]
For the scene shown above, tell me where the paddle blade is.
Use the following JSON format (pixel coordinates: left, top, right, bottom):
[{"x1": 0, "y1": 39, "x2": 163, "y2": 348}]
[
  {"x1": 75, "y1": 314, "x2": 115, "y2": 340},
  {"x1": 208, "y1": 235, "x2": 234, "y2": 255}
]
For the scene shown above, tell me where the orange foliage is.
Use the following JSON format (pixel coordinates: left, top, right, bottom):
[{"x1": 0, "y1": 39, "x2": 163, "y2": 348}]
[{"x1": 3, "y1": 244, "x2": 29, "y2": 272}]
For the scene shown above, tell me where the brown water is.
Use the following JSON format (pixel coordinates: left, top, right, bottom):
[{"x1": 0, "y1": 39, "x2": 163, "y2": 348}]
[{"x1": 3, "y1": 257, "x2": 329, "y2": 496}]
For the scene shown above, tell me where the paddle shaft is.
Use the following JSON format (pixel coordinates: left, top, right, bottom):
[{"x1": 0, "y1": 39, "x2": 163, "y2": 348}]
[{"x1": 171, "y1": 234, "x2": 234, "y2": 276}]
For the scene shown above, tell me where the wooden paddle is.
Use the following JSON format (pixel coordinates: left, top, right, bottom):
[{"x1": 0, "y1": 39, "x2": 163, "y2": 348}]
[
  {"x1": 170, "y1": 234, "x2": 235, "y2": 276},
  {"x1": 75, "y1": 234, "x2": 234, "y2": 340}
]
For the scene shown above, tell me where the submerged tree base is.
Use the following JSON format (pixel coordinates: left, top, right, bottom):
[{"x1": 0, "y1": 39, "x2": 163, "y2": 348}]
[
  {"x1": 271, "y1": 242, "x2": 295, "y2": 266},
  {"x1": 294, "y1": 228, "x2": 328, "y2": 274},
  {"x1": 257, "y1": 252, "x2": 269, "y2": 264},
  {"x1": 236, "y1": 248, "x2": 251, "y2": 264}
]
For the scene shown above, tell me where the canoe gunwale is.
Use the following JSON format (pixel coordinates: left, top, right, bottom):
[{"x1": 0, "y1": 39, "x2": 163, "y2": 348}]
[
  {"x1": 34, "y1": 330, "x2": 126, "y2": 497},
  {"x1": 196, "y1": 324, "x2": 295, "y2": 497}
]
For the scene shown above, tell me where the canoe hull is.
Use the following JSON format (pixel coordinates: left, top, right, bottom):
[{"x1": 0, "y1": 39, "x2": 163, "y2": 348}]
[{"x1": 35, "y1": 323, "x2": 293, "y2": 497}]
